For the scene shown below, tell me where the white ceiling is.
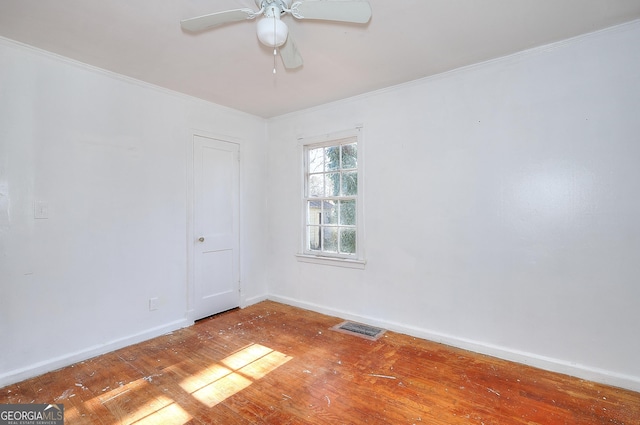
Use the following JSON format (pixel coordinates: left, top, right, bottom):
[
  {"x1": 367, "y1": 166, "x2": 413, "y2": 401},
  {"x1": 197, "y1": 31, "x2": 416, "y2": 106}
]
[{"x1": 1, "y1": 1, "x2": 640, "y2": 118}]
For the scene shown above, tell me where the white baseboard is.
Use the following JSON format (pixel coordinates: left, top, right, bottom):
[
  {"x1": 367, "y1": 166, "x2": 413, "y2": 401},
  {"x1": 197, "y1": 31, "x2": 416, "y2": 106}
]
[
  {"x1": 0, "y1": 318, "x2": 192, "y2": 388},
  {"x1": 268, "y1": 294, "x2": 640, "y2": 393},
  {"x1": 4, "y1": 296, "x2": 639, "y2": 394},
  {"x1": 241, "y1": 293, "x2": 269, "y2": 308}
]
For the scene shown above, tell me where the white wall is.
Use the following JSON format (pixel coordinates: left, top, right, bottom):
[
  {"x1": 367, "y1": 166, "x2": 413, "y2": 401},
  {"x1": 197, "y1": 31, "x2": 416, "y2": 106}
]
[
  {"x1": 266, "y1": 21, "x2": 640, "y2": 391},
  {"x1": 2, "y1": 20, "x2": 639, "y2": 393},
  {"x1": 0, "y1": 39, "x2": 268, "y2": 386}
]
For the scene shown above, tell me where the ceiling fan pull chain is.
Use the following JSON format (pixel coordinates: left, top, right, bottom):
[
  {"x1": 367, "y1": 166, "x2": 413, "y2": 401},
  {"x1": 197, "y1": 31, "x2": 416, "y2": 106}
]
[
  {"x1": 273, "y1": 16, "x2": 277, "y2": 74},
  {"x1": 273, "y1": 48, "x2": 277, "y2": 74}
]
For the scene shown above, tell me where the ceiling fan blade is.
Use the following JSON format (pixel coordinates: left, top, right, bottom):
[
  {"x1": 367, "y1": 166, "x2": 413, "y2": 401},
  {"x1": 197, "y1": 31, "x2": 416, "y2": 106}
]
[
  {"x1": 280, "y1": 34, "x2": 303, "y2": 69},
  {"x1": 291, "y1": 1, "x2": 372, "y2": 23},
  {"x1": 181, "y1": 8, "x2": 256, "y2": 32}
]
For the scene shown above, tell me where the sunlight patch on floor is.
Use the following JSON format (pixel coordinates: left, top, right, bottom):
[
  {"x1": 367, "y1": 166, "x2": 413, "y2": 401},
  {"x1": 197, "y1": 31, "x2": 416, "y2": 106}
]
[
  {"x1": 97, "y1": 379, "x2": 192, "y2": 425},
  {"x1": 180, "y1": 343, "x2": 293, "y2": 408},
  {"x1": 192, "y1": 373, "x2": 253, "y2": 407},
  {"x1": 221, "y1": 343, "x2": 274, "y2": 370},
  {"x1": 131, "y1": 400, "x2": 192, "y2": 425},
  {"x1": 179, "y1": 364, "x2": 233, "y2": 394},
  {"x1": 240, "y1": 350, "x2": 292, "y2": 380}
]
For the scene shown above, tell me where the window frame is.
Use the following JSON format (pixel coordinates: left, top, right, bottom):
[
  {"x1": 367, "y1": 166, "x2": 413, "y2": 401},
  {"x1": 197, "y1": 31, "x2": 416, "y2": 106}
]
[{"x1": 297, "y1": 127, "x2": 365, "y2": 268}]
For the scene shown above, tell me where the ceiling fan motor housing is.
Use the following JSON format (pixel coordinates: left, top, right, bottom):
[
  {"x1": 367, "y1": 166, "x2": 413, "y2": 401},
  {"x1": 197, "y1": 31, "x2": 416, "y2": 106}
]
[{"x1": 255, "y1": 0, "x2": 293, "y2": 11}]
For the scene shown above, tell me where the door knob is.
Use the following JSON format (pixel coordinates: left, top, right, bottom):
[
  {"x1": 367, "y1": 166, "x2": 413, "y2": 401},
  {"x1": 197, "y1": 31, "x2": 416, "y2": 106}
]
[{"x1": 198, "y1": 237, "x2": 205, "y2": 242}]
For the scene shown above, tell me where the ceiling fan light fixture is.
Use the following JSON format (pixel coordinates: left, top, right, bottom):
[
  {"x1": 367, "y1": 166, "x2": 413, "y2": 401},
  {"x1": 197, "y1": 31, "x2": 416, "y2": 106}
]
[
  {"x1": 181, "y1": 0, "x2": 372, "y2": 71},
  {"x1": 257, "y1": 16, "x2": 288, "y2": 47}
]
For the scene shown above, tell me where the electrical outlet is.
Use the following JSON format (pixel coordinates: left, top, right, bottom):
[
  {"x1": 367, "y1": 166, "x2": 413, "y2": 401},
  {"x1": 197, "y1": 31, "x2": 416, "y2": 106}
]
[{"x1": 149, "y1": 297, "x2": 159, "y2": 311}]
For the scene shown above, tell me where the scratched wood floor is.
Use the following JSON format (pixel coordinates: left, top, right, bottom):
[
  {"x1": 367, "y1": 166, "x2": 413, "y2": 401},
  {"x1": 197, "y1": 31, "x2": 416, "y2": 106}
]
[{"x1": 1, "y1": 301, "x2": 639, "y2": 424}]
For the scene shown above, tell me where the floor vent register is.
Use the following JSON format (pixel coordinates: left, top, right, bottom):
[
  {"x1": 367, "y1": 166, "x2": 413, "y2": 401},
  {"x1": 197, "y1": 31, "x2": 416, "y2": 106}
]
[{"x1": 331, "y1": 321, "x2": 386, "y2": 341}]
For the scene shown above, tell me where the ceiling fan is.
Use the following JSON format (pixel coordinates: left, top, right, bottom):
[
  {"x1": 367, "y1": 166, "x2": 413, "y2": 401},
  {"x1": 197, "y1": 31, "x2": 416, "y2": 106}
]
[{"x1": 181, "y1": 0, "x2": 372, "y2": 70}]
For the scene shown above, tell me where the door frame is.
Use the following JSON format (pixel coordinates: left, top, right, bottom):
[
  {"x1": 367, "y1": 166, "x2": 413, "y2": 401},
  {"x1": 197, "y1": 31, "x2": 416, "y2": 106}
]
[{"x1": 186, "y1": 130, "x2": 242, "y2": 323}]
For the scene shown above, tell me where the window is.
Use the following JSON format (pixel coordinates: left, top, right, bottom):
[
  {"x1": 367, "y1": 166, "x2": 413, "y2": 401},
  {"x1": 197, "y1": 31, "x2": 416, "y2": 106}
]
[{"x1": 301, "y1": 129, "x2": 364, "y2": 266}]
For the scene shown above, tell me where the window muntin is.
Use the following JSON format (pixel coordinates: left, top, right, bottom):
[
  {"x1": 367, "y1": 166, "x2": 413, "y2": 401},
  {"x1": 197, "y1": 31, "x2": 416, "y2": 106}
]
[{"x1": 304, "y1": 138, "x2": 358, "y2": 257}]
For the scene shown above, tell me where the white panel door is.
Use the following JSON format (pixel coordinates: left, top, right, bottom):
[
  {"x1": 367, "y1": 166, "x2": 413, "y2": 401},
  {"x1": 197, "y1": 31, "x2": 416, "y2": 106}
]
[{"x1": 193, "y1": 135, "x2": 240, "y2": 320}]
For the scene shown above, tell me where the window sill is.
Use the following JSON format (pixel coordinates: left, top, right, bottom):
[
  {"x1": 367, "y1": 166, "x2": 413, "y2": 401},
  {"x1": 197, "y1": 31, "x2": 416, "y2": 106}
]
[{"x1": 296, "y1": 254, "x2": 366, "y2": 269}]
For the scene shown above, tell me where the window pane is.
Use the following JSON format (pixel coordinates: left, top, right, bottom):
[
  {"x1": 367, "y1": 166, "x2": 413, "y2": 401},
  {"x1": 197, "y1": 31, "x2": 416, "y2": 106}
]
[
  {"x1": 304, "y1": 137, "x2": 359, "y2": 259},
  {"x1": 322, "y1": 227, "x2": 338, "y2": 252},
  {"x1": 308, "y1": 226, "x2": 321, "y2": 251},
  {"x1": 341, "y1": 143, "x2": 357, "y2": 169},
  {"x1": 339, "y1": 200, "x2": 356, "y2": 225},
  {"x1": 341, "y1": 171, "x2": 357, "y2": 196},
  {"x1": 325, "y1": 146, "x2": 340, "y2": 171},
  {"x1": 307, "y1": 201, "x2": 321, "y2": 225},
  {"x1": 308, "y1": 174, "x2": 324, "y2": 197},
  {"x1": 323, "y1": 200, "x2": 338, "y2": 224},
  {"x1": 309, "y1": 148, "x2": 324, "y2": 173},
  {"x1": 325, "y1": 173, "x2": 340, "y2": 196},
  {"x1": 340, "y1": 228, "x2": 356, "y2": 254}
]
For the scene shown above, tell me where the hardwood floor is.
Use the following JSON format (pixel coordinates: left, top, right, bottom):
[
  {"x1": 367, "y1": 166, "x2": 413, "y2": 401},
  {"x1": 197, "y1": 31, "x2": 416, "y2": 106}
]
[{"x1": 1, "y1": 301, "x2": 639, "y2": 424}]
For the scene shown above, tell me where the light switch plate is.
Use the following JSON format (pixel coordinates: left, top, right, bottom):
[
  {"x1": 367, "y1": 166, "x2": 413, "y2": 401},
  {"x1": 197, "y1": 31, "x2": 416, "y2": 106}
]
[
  {"x1": 34, "y1": 201, "x2": 49, "y2": 219},
  {"x1": 149, "y1": 297, "x2": 159, "y2": 311}
]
